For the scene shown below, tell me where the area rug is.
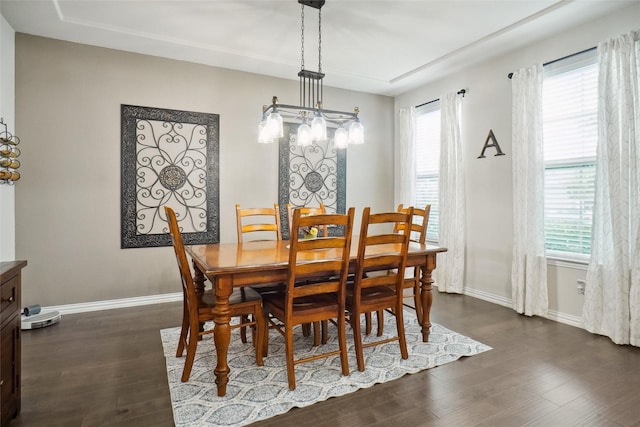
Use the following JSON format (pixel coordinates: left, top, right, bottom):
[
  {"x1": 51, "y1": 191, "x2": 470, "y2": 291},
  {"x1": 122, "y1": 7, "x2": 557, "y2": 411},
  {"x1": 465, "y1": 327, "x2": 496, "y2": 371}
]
[{"x1": 160, "y1": 310, "x2": 491, "y2": 427}]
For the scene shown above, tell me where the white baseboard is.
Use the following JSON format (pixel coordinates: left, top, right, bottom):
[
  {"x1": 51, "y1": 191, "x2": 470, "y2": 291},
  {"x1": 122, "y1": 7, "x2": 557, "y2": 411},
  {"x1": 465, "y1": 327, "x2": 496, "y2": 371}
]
[
  {"x1": 461, "y1": 285, "x2": 583, "y2": 329},
  {"x1": 43, "y1": 286, "x2": 584, "y2": 330},
  {"x1": 42, "y1": 292, "x2": 182, "y2": 316}
]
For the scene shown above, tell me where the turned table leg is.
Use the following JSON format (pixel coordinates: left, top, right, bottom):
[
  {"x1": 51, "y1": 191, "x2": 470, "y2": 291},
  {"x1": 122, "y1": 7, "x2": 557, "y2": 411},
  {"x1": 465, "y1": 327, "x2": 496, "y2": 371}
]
[
  {"x1": 419, "y1": 254, "x2": 437, "y2": 342},
  {"x1": 213, "y1": 275, "x2": 233, "y2": 396}
]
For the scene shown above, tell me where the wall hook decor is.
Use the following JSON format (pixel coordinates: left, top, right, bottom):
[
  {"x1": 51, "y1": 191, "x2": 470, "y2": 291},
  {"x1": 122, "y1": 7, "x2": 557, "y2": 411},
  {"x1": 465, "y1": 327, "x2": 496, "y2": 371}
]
[{"x1": 0, "y1": 118, "x2": 21, "y2": 184}]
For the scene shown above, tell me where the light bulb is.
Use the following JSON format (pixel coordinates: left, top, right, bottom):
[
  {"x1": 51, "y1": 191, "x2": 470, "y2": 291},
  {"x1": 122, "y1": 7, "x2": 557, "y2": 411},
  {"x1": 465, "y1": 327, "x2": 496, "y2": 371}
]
[
  {"x1": 311, "y1": 115, "x2": 327, "y2": 141},
  {"x1": 334, "y1": 127, "x2": 348, "y2": 149},
  {"x1": 297, "y1": 123, "x2": 312, "y2": 146},
  {"x1": 348, "y1": 119, "x2": 364, "y2": 145},
  {"x1": 267, "y1": 111, "x2": 283, "y2": 139},
  {"x1": 258, "y1": 120, "x2": 272, "y2": 144}
]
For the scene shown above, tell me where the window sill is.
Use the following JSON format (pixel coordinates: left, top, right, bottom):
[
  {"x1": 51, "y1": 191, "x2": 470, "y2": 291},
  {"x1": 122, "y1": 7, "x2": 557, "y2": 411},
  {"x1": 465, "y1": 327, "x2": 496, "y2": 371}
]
[{"x1": 547, "y1": 255, "x2": 588, "y2": 270}]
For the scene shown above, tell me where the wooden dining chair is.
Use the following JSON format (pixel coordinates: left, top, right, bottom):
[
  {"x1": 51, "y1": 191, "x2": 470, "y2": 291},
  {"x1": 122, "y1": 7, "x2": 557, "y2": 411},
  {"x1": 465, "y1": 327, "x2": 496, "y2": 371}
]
[
  {"x1": 235, "y1": 203, "x2": 286, "y2": 299},
  {"x1": 395, "y1": 203, "x2": 430, "y2": 321},
  {"x1": 165, "y1": 206, "x2": 266, "y2": 382},
  {"x1": 236, "y1": 203, "x2": 282, "y2": 242},
  {"x1": 286, "y1": 203, "x2": 327, "y2": 237},
  {"x1": 367, "y1": 203, "x2": 431, "y2": 335},
  {"x1": 347, "y1": 206, "x2": 413, "y2": 372},
  {"x1": 262, "y1": 207, "x2": 355, "y2": 390}
]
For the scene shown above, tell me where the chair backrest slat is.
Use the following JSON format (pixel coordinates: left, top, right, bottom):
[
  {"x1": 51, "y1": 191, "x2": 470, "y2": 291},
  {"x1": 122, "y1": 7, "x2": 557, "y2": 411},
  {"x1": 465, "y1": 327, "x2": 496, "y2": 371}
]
[{"x1": 287, "y1": 203, "x2": 328, "y2": 237}]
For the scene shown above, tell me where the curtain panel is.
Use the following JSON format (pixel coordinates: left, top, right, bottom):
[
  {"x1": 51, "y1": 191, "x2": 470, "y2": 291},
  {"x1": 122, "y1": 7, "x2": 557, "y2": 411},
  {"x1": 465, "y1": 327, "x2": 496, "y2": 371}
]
[
  {"x1": 583, "y1": 31, "x2": 639, "y2": 346},
  {"x1": 395, "y1": 107, "x2": 416, "y2": 208},
  {"x1": 435, "y1": 92, "x2": 466, "y2": 293},
  {"x1": 510, "y1": 64, "x2": 549, "y2": 317}
]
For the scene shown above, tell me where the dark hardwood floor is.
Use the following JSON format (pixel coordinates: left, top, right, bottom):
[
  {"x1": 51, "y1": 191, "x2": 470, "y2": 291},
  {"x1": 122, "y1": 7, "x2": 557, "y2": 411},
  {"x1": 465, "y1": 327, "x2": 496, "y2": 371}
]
[{"x1": 11, "y1": 292, "x2": 640, "y2": 427}]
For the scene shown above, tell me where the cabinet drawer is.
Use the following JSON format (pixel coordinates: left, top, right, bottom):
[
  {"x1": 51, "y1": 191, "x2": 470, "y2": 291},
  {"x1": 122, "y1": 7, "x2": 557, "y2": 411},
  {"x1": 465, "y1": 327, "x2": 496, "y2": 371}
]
[{"x1": 1, "y1": 274, "x2": 20, "y2": 325}]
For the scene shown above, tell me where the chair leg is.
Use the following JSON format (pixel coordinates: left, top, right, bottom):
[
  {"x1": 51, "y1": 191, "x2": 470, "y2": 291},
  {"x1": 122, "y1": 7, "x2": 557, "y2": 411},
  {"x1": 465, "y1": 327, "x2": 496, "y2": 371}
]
[
  {"x1": 254, "y1": 311, "x2": 265, "y2": 366},
  {"x1": 337, "y1": 313, "x2": 349, "y2": 376},
  {"x1": 285, "y1": 323, "x2": 296, "y2": 390},
  {"x1": 395, "y1": 301, "x2": 409, "y2": 360},
  {"x1": 240, "y1": 315, "x2": 249, "y2": 343},
  {"x1": 262, "y1": 310, "x2": 270, "y2": 358},
  {"x1": 176, "y1": 300, "x2": 189, "y2": 357},
  {"x1": 181, "y1": 323, "x2": 200, "y2": 382},
  {"x1": 302, "y1": 323, "x2": 311, "y2": 337},
  {"x1": 351, "y1": 313, "x2": 365, "y2": 372},
  {"x1": 321, "y1": 320, "x2": 328, "y2": 344},
  {"x1": 365, "y1": 312, "x2": 372, "y2": 335},
  {"x1": 313, "y1": 322, "x2": 321, "y2": 346},
  {"x1": 376, "y1": 309, "x2": 384, "y2": 336}
]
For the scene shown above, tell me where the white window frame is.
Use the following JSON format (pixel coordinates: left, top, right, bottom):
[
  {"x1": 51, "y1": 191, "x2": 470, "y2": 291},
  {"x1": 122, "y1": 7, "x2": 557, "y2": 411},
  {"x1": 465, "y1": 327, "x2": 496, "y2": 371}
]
[{"x1": 542, "y1": 49, "x2": 598, "y2": 265}]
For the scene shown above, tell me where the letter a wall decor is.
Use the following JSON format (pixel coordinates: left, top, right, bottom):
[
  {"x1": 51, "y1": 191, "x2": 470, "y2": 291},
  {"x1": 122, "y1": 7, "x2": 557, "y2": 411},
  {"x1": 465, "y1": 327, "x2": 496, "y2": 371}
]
[{"x1": 478, "y1": 129, "x2": 506, "y2": 158}]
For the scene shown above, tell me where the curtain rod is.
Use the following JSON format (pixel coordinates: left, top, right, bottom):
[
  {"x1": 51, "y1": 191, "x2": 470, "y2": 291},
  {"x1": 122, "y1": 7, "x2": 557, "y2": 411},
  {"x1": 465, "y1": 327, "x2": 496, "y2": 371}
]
[
  {"x1": 507, "y1": 46, "x2": 596, "y2": 79},
  {"x1": 415, "y1": 89, "x2": 466, "y2": 108}
]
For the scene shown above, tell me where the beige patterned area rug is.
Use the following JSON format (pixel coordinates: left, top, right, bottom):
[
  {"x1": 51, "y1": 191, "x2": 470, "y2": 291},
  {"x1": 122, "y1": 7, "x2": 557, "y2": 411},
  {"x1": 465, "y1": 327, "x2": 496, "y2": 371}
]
[{"x1": 160, "y1": 309, "x2": 491, "y2": 427}]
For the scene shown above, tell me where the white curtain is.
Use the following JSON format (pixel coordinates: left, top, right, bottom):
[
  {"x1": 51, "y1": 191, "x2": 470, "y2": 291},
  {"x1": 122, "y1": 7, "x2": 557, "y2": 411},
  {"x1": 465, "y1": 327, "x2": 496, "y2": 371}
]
[
  {"x1": 435, "y1": 92, "x2": 465, "y2": 293},
  {"x1": 394, "y1": 107, "x2": 416, "y2": 208},
  {"x1": 510, "y1": 64, "x2": 549, "y2": 317},
  {"x1": 583, "y1": 32, "x2": 640, "y2": 346}
]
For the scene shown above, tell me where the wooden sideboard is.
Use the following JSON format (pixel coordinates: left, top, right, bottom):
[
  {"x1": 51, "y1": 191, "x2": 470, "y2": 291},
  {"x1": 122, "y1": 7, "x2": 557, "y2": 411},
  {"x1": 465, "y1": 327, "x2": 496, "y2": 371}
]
[{"x1": 0, "y1": 260, "x2": 26, "y2": 426}]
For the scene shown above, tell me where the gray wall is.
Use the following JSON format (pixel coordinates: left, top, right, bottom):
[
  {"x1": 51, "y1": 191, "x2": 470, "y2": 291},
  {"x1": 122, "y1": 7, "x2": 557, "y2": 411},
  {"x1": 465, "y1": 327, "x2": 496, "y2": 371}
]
[
  {"x1": 14, "y1": 35, "x2": 393, "y2": 306},
  {"x1": 395, "y1": 3, "x2": 640, "y2": 322}
]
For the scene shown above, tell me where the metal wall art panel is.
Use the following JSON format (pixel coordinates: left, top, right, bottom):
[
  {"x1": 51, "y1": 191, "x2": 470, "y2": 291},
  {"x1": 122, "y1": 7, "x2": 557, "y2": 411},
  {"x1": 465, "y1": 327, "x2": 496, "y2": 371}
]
[
  {"x1": 121, "y1": 105, "x2": 219, "y2": 248},
  {"x1": 278, "y1": 123, "x2": 346, "y2": 239}
]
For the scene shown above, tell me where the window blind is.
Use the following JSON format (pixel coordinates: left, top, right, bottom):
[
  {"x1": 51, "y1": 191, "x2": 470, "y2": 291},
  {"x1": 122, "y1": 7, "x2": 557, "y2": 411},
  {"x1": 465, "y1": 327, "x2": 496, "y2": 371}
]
[
  {"x1": 542, "y1": 50, "x2": 598, "y2": 258},
  {"x1": 415, "y1": 102, "x2": 441, "y2": 241}
]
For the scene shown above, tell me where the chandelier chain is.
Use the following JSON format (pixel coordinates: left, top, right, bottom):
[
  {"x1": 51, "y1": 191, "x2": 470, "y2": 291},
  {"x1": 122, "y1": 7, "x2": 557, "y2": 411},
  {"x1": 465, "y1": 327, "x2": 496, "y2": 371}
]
[
  {"x1": 300, "y1": 3, "x2": 305, "y2": 70},
  {"x1": 318, "y1": 7, "x2": 322, "y2": 73}
]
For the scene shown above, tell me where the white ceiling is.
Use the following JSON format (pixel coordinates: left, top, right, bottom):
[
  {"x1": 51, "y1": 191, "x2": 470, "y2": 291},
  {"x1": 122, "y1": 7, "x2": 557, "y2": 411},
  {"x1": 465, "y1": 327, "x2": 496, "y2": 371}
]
[{"x1": 1, "y1": 0, "x2": 634, "y2": 96}]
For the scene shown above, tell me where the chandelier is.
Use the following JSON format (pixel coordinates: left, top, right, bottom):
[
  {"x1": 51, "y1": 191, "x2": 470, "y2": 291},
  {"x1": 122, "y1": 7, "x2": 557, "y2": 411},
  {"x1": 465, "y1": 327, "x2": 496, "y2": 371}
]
[{"x1": 258, "y1": 0, "x2": 363, "y2": 148}]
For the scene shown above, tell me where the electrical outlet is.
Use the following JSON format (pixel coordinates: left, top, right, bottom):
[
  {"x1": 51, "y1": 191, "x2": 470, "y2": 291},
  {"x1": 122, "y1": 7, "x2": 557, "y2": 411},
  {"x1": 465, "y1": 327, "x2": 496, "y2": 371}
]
[{"x1": 577, "y1": 279, "x2": 586, "y2": 294}]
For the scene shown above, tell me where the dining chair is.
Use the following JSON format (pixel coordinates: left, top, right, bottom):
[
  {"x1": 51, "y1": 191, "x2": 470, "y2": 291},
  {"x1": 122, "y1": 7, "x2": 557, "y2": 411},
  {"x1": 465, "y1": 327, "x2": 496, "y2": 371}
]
[
  {"x1": 367, "y1": 203, "x2": 431, "y2": 336},
  {"x1": 235, "y1": 203, "x2": 286, "y2": 303},
  {"x1": 395, "y1": 203, "x2": 430, "y2": 321},
  {"x1": 286, "y1": 203, "x2": 327, "y2": 238},
  {"x1": 262, "y1": 207, "x2": 355, "y2": 390},
  {"x1": 347, "y1": 206, "x2": 413, "y2": 372},
  {"x1": 165, "y1": 206, "x2": 266, "y2": 382},
  {"x1": 236, "y1": 203, "x2": 282, "y2": 242}
]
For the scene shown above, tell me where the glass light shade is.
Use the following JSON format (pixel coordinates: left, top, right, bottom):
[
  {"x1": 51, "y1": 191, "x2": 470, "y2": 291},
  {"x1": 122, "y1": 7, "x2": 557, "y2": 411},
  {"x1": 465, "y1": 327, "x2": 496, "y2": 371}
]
[
  {"x1": 267, "y1": 111, "x2": 284, "y2": 139},
  {"x1": 334, "y1": 127, "x2": 348, "y2": 149},
  {"x1": 296, "y1": 123, "x2": 312, "y2": 146},
  {"x1": 258, "y1": 120, "x2": 272, "y2": 144},
  {"x1": 348, "y1": 119, "x2": 364, "y2": 145},
  {"x1": 311, "y1": 115, "x2": 327, "y2": 141}
]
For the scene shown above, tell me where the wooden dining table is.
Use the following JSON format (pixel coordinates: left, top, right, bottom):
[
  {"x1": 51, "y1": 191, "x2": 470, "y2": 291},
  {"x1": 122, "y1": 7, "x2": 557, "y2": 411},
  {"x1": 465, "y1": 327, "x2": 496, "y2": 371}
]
[{"x1": 186, "y1": 238, "x2": 447, "y2": 396}]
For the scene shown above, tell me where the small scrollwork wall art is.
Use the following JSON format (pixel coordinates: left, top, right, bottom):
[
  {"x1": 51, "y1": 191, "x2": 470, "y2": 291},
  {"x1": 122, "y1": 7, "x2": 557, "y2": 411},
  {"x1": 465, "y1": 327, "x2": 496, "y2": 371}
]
[{"x1": 121, "y1": 105, "x2": 220, "y2": 248}]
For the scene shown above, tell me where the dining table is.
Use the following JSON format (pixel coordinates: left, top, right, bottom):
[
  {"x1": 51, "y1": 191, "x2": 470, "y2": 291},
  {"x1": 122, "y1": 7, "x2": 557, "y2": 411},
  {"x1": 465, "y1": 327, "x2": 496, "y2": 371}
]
[{"x1": 186, "y1": 237, "x2": 447, "y2": 396}]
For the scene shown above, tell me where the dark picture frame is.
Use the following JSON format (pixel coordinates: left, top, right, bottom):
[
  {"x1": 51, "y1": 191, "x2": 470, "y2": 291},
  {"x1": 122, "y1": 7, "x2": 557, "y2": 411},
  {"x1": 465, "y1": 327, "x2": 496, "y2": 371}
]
[
  {"x1": 278, "y1": 122, "x2": 346, "y2": 239},
  {"x1": 121, "y1": 104, "x2": 219, "y2": 248}
]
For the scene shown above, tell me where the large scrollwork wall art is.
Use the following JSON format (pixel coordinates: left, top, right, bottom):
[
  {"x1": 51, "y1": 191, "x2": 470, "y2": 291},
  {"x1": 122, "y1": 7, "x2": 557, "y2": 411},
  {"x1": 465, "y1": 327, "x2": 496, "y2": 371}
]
[
  {"x1": 121, "y1": 105, "x2": 219, "y2": 248},
  {"x1": 278, "y1": 123, "x2": 346, "y2": 239}
]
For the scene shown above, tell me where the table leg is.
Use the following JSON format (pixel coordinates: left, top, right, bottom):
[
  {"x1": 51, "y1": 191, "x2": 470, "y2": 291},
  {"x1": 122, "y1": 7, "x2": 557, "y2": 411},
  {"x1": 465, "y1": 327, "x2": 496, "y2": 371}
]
[
  {"x1": 419, "y1": 254, "x2": 437, "y2": 342},
  {"x1": 213, "y1": 275, "x2": 233, "y2": 396}
]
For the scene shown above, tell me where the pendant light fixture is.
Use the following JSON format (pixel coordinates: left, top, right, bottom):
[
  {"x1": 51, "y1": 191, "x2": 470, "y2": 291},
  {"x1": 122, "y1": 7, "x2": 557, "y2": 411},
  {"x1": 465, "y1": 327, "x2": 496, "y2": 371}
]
[{"x1": 258, "y1": 0, "x2": 363, "y2": 148}]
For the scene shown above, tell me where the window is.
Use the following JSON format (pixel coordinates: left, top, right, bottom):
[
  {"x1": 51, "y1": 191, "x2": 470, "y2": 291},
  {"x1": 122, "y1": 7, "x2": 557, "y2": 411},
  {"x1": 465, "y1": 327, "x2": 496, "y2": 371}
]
[
  {"x1": 415, "y1": 102, "x2": 441, "y2": 242},
  {"x1": 542, "y1": 50, "x2": 598, "y2": 259}
]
